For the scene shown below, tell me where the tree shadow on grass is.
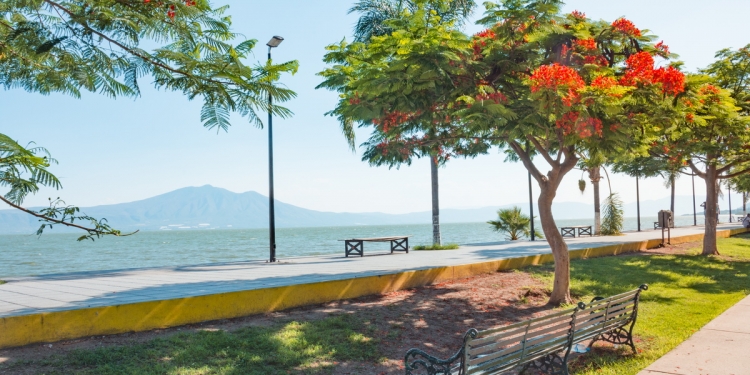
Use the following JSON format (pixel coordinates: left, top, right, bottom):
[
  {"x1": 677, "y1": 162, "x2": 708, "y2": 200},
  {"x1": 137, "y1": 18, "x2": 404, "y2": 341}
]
[{"x1": 6, "y1": 314, "x2": 380, "y2": 375}]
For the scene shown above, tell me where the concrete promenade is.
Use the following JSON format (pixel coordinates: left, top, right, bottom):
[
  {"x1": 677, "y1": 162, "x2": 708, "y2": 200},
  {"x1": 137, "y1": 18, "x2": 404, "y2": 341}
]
[
  {"x1": 639, "y1": 294, "x2": 750, "y2": 375},
  {"x1": 0, "y1": 223, "x2": 745, "y2": 349}
]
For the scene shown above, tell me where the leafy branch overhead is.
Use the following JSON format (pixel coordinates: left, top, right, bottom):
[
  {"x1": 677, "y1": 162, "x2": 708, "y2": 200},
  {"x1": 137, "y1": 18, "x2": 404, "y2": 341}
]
[
  {"x1": 0, "y1": 0, "x2": 299, "y2": 132},
  {"x1": 0, "y1": 135, "x2": 135, "y2": 240}
]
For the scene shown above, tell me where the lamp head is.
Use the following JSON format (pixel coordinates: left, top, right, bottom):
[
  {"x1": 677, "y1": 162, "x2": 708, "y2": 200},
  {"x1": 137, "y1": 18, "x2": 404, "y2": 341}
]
[{"x1": 266, "y1": 36, "x2": 284, "y2": 48}]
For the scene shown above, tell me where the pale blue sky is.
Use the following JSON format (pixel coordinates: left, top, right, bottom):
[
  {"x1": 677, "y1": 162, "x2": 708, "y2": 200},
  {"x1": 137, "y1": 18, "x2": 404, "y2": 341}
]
[{"x1": 3, "y1": 0, "x2": 750, "y2": 214}]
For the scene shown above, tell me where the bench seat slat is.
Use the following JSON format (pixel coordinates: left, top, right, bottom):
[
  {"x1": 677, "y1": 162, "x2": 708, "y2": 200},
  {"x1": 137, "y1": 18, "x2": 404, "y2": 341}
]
[
  {"x1": 475, "y1": 308, "x2": 576, "y2": 338},
  {"x1": 470, "y1": 312, "x2": 575, "y2": 347},
  {"x1": 469, "y1": 331, "x2": 570, "y2": 367},
  {"x1": 469, "y1": 318, "x2": 573, "y2": 354},
  {"x1": 468, "y1": 335, "x2": 570, "y2": 372}
]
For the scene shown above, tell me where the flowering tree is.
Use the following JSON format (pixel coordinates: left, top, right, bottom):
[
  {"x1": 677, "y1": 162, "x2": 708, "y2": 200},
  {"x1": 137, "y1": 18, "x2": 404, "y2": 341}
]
[
  {"x1": 318, "y1": 2, "x2": 486, "y2": 245},
  {"x1": 1, "y1": 0, "x2": 298, "y2": 238},
  {"x1": 648, "y1": 80, "x2": 750, "y2": 255},
  {"x1": 448, "y1": 2, "x2": 685, "y2": 304}
]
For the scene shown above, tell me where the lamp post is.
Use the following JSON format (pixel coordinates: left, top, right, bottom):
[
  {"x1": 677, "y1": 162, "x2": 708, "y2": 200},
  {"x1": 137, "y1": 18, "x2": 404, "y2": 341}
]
[{"x1": 266, "y1": 35, "x2": 283, "y2": 263}]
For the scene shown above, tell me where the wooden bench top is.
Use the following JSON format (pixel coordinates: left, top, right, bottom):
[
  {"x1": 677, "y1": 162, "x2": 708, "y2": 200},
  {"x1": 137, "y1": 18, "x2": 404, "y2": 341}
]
[
  {"x1": 560, "y1": 225, "x2": 592, "y2": 229},
  {"x1": 339, "y1": 236, "x2": 411, "y2": 242}
]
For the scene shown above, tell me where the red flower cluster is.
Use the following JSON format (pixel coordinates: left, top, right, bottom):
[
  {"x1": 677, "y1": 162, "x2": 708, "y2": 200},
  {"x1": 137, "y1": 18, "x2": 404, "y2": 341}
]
[
  {"x1": 591, "y1": 76, "x2": 618, "y2": 90},
  {"x1": 686, "y1": 113, "x2": 695, "y2": 123},
  {"x1": 530, "y1": 64, "x2": 585, "y2": 106},
  {"x1": 620, "y1": 52, "x2": 654, "y2": 85},
  {"x1": 612, "y1": 18, "x2": 641, "y2": 36},
  {"x1": 654, "y1": 41, "x2": 669, "y2": 55},
  {"x1": 555, "y1": 112, "x2": 603, "y2": 137},
  {"x1": 571, "y1": 10, "x2": 586, "y2": 19},
  {"x1": 699, "y1": 84, "x2": 721, "y2": 95},
  {"x1": 574, "y1": 38, "x2": 596, "y2": 50},
  {"x1": 475, "y1": 29, "x2": 496, "y2": 39},
  {"x1": 529, "y1": 64, "x2": 584, "y2": 92},
  {"x1": 620, "y1": 52, "x2": 685, "y2": 95},
  {"x1": 475, "y1": 91, "x2": 508, "y2": 104},
  {"x1": 472, "y1": 29, "x2": 496, "y2": 57},
  {"x1": 373, "y1": 111, "x2": 412, "y2": 132},
  {"x1": 143, "y1": 0, "x2": 195, "y2": 19},
  {"x1": 653, "y1": 66, "x2": 685, "y2": 96},
  {"x1": 584, "y1": 55, "x2": 608, "y2": 66}
]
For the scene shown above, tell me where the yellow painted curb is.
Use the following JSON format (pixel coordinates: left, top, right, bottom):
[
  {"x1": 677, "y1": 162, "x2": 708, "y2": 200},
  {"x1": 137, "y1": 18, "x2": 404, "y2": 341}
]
[{"x1": 0, "y1": 227, "x2": 747, "y2": 349}]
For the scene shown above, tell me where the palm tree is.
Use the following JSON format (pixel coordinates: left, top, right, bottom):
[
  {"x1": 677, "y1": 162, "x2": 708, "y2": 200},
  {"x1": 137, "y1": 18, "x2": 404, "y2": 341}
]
[
  {"x1": 488, "y1": 207, "x2": 541, "y2": 240},
  {"x1": 348, "y1": 0, "x2": 475, "y2": 245}
]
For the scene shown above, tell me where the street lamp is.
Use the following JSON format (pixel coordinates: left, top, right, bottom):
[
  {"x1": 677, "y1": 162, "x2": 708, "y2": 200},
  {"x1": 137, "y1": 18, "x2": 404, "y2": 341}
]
[{"x1": 266, "y1": 35, "x2": 283, "y2": 263}]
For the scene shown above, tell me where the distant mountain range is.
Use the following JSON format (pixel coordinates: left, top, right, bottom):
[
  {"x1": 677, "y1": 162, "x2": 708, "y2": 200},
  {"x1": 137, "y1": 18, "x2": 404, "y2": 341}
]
[{"x1": 0, "y1": 185, "x2": 724, "y2": 234}]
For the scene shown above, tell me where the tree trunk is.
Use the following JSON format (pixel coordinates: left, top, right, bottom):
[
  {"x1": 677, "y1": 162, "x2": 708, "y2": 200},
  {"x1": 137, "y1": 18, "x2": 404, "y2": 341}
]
[
  {"x1": 670, "y1": 175, "x2": 676, "y2": 228},
  {"x1": 703, "y1": 164, "x2": 720, "y2": 255},
  {"x1": 588, "y1": 166, "x2": 601, "y2": 235},
  {"x1": 430, "y1": 156, "x2": 441, "y2": 246},
  {"x1": 538, "y1": 183, "x2": 572, "y2": 305}
]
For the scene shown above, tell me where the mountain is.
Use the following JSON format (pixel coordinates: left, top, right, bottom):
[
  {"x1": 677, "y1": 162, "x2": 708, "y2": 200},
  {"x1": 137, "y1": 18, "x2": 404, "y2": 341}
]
[{"x1": 0, "y1": 185, "x2": 721, "y2": 234}]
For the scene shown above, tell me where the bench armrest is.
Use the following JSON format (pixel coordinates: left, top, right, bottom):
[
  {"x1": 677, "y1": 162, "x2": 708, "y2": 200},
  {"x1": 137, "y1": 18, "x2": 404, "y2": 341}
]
[{"x1": 404, "y1": 329, "x2": 477, "y2": 375}]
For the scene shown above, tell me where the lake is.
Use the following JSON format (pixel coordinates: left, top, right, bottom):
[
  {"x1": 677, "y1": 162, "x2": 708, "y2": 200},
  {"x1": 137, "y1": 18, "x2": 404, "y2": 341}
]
[{"x1": 0, "y1": 215, "x2": 715, "y2": 278}]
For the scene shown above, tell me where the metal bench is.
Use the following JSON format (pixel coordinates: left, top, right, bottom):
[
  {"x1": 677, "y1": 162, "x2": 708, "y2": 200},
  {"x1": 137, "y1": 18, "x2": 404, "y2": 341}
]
[
  {"x1": 340, "y1": 236, "x2": 410, "y2": 257},
  {"x1": 560, "y1": 225, "x2": 592, "y2": 238},
  {"x1": 572, "y1": 284, "x2": 649, "y2": 353},
  {"x1": 404, "y1": 285, "x2": 648, "y2": 375}
]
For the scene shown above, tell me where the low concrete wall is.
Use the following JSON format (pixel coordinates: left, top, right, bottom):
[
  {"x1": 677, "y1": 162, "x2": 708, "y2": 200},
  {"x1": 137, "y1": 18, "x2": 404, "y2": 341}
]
[{"x1": 1, "y1": 227, "x2": 746, "y2": 349}]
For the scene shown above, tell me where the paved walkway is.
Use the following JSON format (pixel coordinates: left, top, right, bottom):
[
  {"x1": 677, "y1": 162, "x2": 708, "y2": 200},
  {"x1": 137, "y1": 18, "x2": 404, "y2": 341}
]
[
  {"x1": 639, "y1": 294, "x2": 750, "y2": 375},
  {"x1": 0, "y1": 224, "x2": 740, "y2": 318}
]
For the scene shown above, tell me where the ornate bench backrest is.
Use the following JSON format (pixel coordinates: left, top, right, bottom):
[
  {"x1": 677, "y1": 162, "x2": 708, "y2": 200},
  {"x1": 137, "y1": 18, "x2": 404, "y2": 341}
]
[
  {"x1": 463, "y1": 306, "x2": 578, "y2": 374},
  {"x1": 572, "y1": 285, "x2": 648, "y2": 347}
]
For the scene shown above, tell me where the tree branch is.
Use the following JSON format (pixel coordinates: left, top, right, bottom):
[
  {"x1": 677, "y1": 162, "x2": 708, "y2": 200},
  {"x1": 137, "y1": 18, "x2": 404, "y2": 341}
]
[
  {"x1": 0, "y1": 195, "x2": 137, "y2": 237},
  {"x1": 527, "y1": 135, "x2": 557, "y2": 167}
]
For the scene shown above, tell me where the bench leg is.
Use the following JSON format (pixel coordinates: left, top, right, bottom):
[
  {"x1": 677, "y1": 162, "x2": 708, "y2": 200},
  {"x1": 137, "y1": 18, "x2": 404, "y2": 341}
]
[
  {"x1": 345, "y1": 240, "x2": 363, "y2": 257},
  {"x1": 519, "y1": 352, "x2": 569, "y2": 375},
  {"x1": 390, "y1": 238, "x2": 409, "y2": 253},
  {"x1": 589, "y1": 325, "x2": 636, "y2": 354}
]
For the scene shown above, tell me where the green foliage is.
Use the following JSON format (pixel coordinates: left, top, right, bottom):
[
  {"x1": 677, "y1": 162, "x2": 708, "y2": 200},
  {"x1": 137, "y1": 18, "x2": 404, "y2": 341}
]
[
  {"x1": 0, "y1": 136, "x2": 133, "y2": 240},
  {"x1": 1, "y1": 1, "x2": 299, "y2": 239},
  {"x1": 600, "y1": 192, "x2": 624, "y2": 235},
  {"x1": 487, "y1": 206, "x2": 541, "y2": 240},
  {"x1": 349, "y1": 0, "x2": 475, "y2": 43},
  {"x1": 0, "y1": 0, "x2": 299, "y2": 131},
  {"x1": 413, "y1": 243, "x2": 459, "y2": 250},
  {"x1": 701, "y1": 44, "x2": 750, "y2": 114},
  {"x1": 318, "y1": 1, "x2": 482, "y2": 164},
  {"x1": 0, "y1": 133, "x2": 60, "y2": 205}
]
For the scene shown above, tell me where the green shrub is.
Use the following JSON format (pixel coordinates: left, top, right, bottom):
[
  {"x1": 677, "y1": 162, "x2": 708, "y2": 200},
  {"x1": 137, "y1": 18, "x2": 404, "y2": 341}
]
[{"x1": 413, "y1": 243, "x2": 460, "y2": 250}]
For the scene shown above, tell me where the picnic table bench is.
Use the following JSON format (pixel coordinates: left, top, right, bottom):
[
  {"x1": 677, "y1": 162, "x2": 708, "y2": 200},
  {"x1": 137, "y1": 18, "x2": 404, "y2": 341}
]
[
  {"x1": 404, "y1": 284, "x2": 648, "y2": 375},
  {"x1": 560, "y1": 225, "x2": 593, "y2": 238},
  {"x1": 340, "y1": 236, "x2": 410, "y2": 257}
]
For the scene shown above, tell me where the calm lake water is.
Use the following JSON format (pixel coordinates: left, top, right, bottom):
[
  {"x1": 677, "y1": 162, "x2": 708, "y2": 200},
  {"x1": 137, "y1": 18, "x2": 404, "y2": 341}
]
[{"x1": 0, "y1": 215, "x2": 712, "y2": 278}]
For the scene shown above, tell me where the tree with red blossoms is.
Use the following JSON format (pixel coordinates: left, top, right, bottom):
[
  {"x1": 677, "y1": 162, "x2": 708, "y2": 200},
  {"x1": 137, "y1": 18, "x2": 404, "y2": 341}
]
[
  {"x1": 452, "y1": 2, "x2": 683, "y2": 305},
  {"x1": 318, "y1": 2, "x2": 488, "y2": 246},
  {"x1": 645, "y1": 73, "x2": 750, "y2": 255}
]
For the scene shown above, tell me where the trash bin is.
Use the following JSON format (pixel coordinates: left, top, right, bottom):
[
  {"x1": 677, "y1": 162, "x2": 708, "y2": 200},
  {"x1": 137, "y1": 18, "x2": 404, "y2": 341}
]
[{"x1": 658, "y1": 210, "x2": 673, "y2": 228}]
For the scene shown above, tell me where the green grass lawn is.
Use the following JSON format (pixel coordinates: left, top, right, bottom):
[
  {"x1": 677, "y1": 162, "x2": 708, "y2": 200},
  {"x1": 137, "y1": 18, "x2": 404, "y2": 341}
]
[
  {"x1": 534, "y1": 234, "x2": 750, "y2": 374},
  {"x1": 3, "y1": 235, "x2": 749, "y2": 374},
  {"x1": 5, "y1": 314, "x2": 381, "y2": 375}
]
